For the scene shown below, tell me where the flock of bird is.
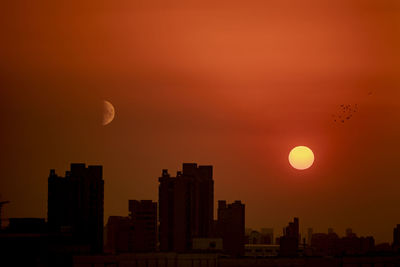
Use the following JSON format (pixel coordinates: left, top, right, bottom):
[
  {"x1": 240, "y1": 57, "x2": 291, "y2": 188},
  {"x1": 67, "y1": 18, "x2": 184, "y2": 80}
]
[
  {"x1": 332, "y1": 104, "x2": 358, "y2": 123},
  {"x1": 331, "y1": 91, "x2": 373, "y2": 124}
]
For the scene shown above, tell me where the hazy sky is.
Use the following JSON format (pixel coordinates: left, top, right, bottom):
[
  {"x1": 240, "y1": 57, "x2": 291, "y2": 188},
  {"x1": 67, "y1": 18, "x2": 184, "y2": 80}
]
[{"x1": 1, "y1": 0, "x2": 400, "y2": 243}]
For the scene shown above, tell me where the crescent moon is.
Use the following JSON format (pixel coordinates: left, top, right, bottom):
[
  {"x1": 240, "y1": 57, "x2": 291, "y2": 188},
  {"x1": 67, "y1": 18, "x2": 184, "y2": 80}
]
[{"x1": 102, "y1": 100, "x2": 115, "y2": 126}]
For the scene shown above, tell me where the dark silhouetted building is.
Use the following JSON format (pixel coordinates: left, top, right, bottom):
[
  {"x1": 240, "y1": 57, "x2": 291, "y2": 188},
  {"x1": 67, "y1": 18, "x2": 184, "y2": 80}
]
[
  {"x1": 245, "y1": 228, "x2": 274, "y2": 245},
  {"x1": 279, "y1": 217, "x2": 300, "y2": 257},
  {"x1": 106, "y1": 216, "x2": 132, "y2": 253},
  {"x1": 158, "y1": 163, "x2": 214, "y2": 252},
  {"x1": 247, "y1": 230, "x2": 262, "y2": 244},
  {"x1": 48, "y1": 163, "x2": 104, "y2": 253},
  {"x1": 217, "y1": 200, "x2": 245, "y2": 256},
  {"x1": 0, "y1": 219, "x2": 49, "y2": 266},
  {"x1": 311, "y1": 232, "x2": 339, "y2": 256},
  {"x1": 393, "y1": 224, "x2": 400, "y2": 251},
  {"x1": 8, "y1": 218, "x2": 47, "y2": 233},
  {"x1": 0, "y1": 199, "x2": 10, "y2": 230},
  {"x1": 129, "y1": 200, "x2": 157, "y2": 252},
  {"x1": 158, "y1": 169, "x2": 175, "y2": 251},
  {"x1": 261, "y1": 228, "x2": 274, "y2": 245},
  {"x1": 375, "y1": 242, "x2": 393, "y2": 254},
  {"x1": 346, "y1": 228, "x2": 355, "y2": 238},
  {"x1": 0, "y1": 217, "x2": 84, "y2": 267},
  {"x1": 340, "y1": 235, "x2": 374, "y2": 255},
  {"x1": 311, "y1": 230, "x2": 375, "y2": 257},
  {"x1": 106, "y1": 200, "x2": 157, "y2": 254},
  {"x1": 307, "y1": 228, "x2": 313, "y2": 246}
]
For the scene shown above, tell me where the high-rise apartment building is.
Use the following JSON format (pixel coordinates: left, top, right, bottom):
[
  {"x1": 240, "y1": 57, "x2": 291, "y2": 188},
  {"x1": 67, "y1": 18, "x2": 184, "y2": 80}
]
[
  {"x1": 279, "y1": 217, "x2": 299, "y2": 257},
  {"x1": 394, "y1": 224, "x2": 400, "y2": 249},
  {"x1": 158, "y1": 163, "x2": 214, "y2": 252},
  {"x1": 217, "y1": 200, "x2": 245, "y2": 256},
  {"x1": 48, "y1": 163, "x2": 104, "y2": 253}
]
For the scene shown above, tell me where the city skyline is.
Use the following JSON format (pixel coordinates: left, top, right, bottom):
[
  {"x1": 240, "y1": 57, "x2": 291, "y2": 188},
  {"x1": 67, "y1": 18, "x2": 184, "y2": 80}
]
[
  {"x1": 1, "y1": 161, "x2": 398, "y2": 245},
  {"x1": 2, "y1": 161, "x2": 400, "y2": 266}
]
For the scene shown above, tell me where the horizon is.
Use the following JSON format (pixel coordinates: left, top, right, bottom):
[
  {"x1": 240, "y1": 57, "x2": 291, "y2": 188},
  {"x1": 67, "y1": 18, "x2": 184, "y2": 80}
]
[{"x1": 2, "y1": 161, "x2": 398, "y2": 244}]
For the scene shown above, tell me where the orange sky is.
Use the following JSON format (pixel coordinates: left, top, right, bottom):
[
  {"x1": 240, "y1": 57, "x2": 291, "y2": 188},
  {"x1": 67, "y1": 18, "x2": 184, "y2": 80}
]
[{"x1": 1, "y1": 0, "x2": 400, "y2": 243}]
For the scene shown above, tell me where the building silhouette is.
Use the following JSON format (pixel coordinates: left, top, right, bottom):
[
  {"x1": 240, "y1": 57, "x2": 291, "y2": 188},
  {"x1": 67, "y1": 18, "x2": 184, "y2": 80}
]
[
  {"x1": 48, "y1": 163, "x2": 104, "y2": 253},
  {"x1": 393, "y1": 224, "x2": 400, "y2": 251},
  {"x1": 245, "y1": 228, "x2": 274, "y2": 245},
  {"x1": 8, "y1": 218, "x2": 47, "y2": 233},
  {"x1": 2, "y1": 160, "x2": 400, "y2": 266},
  {"x1": 346, "y1": 228, "x2": 355, "y2": 238},
  {"x1": 217, "y1": 200, "x2": 245, "y2": 256},
  {"x1": 246, "y1": 230, "x2": 262, "y2": 244},
  {"x1": 261, "y1": 228, "x2": 274, "y2": 245},
  {"x1": 158, "y1": 169, "x2": 175, "y2": 251},
  {"x1": 279, "y1": 217, "x2": 300, "y2": 257},
  {"x1": 310, "y1": 229, "x2": 375, "y2": 257},
  {"x1": 0, "y1": 216, "x2": 87, "y2": 267},
  {"x1": 159, "y1": 163, "x2": 214, "y2": 252},
  {"x1": 129, "y1": 200, "x2": 157, "y2": 252},
  {"x1": 106, "y1": 216, "x2": 132, "y2": 253},
  {"x1": 307, "y1": 228, "x2": 313, "y2": 246},
  {"x1": 311, "y1": 232, "x2": 339, "y2": 256},
  {"x1": 0, "y1": 199, "x2": 10, "y2": 230}
]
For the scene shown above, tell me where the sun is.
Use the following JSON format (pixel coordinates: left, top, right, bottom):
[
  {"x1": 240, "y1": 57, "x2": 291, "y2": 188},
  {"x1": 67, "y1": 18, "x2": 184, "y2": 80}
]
[{"x1": 288, "y1": 146, "x2": 315, "y2": 170}]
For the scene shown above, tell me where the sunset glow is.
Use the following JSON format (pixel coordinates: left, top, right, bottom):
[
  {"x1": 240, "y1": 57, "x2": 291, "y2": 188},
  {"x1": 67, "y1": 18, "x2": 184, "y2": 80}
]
[{"x1": 2, "y1": 0, "x2": 400, "y2": 244}]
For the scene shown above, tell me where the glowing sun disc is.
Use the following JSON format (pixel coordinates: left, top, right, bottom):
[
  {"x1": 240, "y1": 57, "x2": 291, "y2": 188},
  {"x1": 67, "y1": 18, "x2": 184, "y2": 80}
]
[{"x1": 288, "y1": 146, "x2": 314, "y2": 170}]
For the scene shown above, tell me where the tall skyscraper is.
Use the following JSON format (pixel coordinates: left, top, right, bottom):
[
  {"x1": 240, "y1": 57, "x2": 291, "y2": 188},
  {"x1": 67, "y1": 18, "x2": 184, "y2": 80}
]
[
  {"x1": 393, "y1": 224, "x2": 400, "y2": 249},
  {"x1": 158, "y1": 163, "x2": 214, "y2": 252},
  {"x1": 158, "y1": 169, "x2": 175, "y2": 252},
  {"x1": 48, "y1": 163, "x2": 104, "y2": 253},
  {"x1": 284, "y1": 217, "x2": 299, "y2": 239},
  {"x1": 279, "y1": 217, "x2": 300, "y2": 257},
  {"x1": 217, "y1": 200, "x2": 245, "y2": 256}
]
